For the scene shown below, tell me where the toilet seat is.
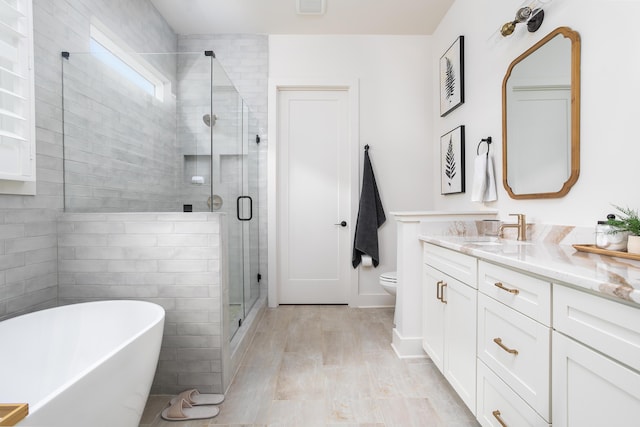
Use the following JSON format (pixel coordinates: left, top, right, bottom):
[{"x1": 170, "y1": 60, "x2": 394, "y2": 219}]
[
  {"x1": 379, "y1": 271, "x2": 397, "y2": 297},
  {"x1": 380, "y1": 271, "x2": 397, "y2": 283}
]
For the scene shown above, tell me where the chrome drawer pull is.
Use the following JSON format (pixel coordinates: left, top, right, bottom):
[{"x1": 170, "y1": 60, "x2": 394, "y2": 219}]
[
  {"x1": 494, "y1": 282, "x2": 519, "y2": 295},
  {"x1": 436, "y1": 280, "x2": 443, "y2": 301},
  {"x1": 492, "y1": 410, "x2": 508, "y2": 427},
  {"x1": 493, "y1": 337, "x2": 519, "y2": 355}
]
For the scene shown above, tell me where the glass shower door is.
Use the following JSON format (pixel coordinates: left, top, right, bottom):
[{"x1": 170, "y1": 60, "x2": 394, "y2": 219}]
[
  {"x1": 243, "y1": 104, "x2": 260, "y2": 316},
  {"x1": 230, "y1": 101, "x2": 260, "y2": 338},
  {"x1": 210, "y1": 60, "x2": 259, "y2": 340}
]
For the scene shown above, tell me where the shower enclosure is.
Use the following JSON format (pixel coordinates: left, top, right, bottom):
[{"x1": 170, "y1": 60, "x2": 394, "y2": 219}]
[{"x1": 60, "y1": 49, "x2": 260, "y2": 340}]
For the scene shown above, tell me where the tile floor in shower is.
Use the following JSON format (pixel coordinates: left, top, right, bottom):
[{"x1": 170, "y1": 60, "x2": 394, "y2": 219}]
[{"x1": 139, "y1": 305, "x2": 479, "y2": 427}]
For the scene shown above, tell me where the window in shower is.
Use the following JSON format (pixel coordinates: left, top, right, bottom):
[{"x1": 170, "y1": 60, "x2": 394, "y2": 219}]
[
  {"x1": 0, "y1": 0, "x2": 36, "y2": 195},
  {"x1": 89, "y1": 23, "x2": 167, "y2": 101}
]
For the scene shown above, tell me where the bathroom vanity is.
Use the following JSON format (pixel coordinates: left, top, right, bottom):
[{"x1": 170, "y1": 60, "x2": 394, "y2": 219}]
[{"x1": 420, "y1": 232, "x2": 640, "y2": 427}]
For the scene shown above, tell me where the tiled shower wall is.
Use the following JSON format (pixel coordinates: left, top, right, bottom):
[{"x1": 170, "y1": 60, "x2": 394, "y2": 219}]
[
  {"x1": 0, "y1": 1, "x2": 269, "y2": 318},
  {"x1": 1, "y1": 4, "x2": 269, "y2": 397},
  {"x1": 58, "y1": 212, "x2": 228, "y2": 394},
  {"x1": 62, "y1": 52, "x2": 179, "y2": 212},
  {"x1": 0, "y1": 0, "x2": 176, "y2": 321},
  {"x1": 178, "y1": 34, "x2": 269, "y2": 291},
  {"x1": 177, "y1": 55, "x2": 248, "y2": 306}
]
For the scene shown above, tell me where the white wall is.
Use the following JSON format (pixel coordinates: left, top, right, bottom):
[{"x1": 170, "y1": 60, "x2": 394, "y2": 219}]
[
  {"x1": 432, "y1": 0, "x2": 640, "y2": 227},
  {"x1": 269, "y1": 35, "x2": 433, "y2": 298}
]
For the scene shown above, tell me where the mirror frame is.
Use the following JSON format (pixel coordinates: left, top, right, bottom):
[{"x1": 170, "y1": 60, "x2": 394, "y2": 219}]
[{"x1": 502, "y1": 27, "x2": 581, "y2": 199}]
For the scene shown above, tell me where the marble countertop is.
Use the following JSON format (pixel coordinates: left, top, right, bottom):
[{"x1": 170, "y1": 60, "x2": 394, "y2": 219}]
[{"x1": 419, "y1": 235, "x2": 640, "y2": 307}]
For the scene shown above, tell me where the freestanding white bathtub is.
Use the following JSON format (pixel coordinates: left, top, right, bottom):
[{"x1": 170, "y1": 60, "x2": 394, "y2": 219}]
[{"x1": 0, "y1": 300, "x2": 165, "y2": 427}]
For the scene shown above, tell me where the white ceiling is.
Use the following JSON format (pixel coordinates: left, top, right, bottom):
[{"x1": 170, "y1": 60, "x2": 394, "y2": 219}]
[{"x1": 150, "y1": 0, "x2": 455, "y2": 35}]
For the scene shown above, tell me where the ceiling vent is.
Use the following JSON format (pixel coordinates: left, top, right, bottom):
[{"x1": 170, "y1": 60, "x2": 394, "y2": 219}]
[{"x1": 297, "y1": 0, "x2": 326, "y2": 15}]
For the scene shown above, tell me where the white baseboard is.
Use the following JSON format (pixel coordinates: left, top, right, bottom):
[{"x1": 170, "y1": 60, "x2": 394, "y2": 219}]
[
  {"x1": 391, "y1": 327, "x2": 427, "y2": 359},
  {"x1": 351, "y1": 292, "x2": 395, "y2": 308}
]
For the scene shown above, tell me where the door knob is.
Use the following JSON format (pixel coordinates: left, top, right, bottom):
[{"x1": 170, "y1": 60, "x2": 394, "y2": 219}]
[{"x1": 334, "y1": 221, "x2": 347, "y2": 227}]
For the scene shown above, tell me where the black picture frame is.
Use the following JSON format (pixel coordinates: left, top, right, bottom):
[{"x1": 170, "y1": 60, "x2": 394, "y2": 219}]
[
  {"x1": 440, "y1": 36, "x2": 465, "y2": 117},
  {"x1": 440, "y1": 125, "x2": 465, "y2": 195}
]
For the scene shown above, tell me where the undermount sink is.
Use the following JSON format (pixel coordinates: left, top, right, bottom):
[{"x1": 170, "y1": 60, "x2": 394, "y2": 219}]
[
  {"x1": 469, "y1": 240, "x2": 504, "y2": 246},
  {"x1": 464, "y1": 237, "x2": 500, "y2": 244},
  {"x1": 464, "y1": 237, "x2": 533, "y2": 246}
]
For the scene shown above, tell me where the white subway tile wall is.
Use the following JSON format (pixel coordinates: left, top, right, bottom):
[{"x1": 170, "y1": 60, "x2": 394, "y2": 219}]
[
  {"x1": 58, "y1": 212, "x2": 226, "y2": 394},
  {"x1": 0, "y1": 0, "x2": 269, "y2": 396},
  {"x1": 0, "y1": 0, "x2": 176, "y2": 320}
]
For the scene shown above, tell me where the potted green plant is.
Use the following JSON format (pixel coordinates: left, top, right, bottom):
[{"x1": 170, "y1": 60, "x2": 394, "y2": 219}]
[{"x1": 607, "y1": 205, "x2": 640, "y2": 254}]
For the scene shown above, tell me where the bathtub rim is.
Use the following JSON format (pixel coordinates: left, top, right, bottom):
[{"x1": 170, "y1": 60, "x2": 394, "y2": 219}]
[{"x1": 0, "y1": 299, "x2": 165, "y2": 415}]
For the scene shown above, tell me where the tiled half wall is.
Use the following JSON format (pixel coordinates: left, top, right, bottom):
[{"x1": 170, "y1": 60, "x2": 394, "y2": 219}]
[{"x1": 57, "y1": 212, "x2": 228, "y2": 394}]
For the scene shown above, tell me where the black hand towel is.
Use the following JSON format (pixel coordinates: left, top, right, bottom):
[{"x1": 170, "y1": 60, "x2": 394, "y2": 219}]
[{"x1": 352, "y1": 149, "x2": 386, "y2": 268}]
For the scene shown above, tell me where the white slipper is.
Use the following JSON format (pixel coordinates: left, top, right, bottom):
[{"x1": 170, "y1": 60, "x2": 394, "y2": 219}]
[
  {"x1": 169, "y1": 388, "x2": 225, "y2": 406},
  {"x1": 161, "y1": 398, "x2": 220, "y2": 421}
]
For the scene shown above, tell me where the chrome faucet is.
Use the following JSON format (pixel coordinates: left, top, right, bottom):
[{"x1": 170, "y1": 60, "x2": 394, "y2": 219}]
[{"x1": 498, "y1": 213, "x2": 527, "y2": 241}]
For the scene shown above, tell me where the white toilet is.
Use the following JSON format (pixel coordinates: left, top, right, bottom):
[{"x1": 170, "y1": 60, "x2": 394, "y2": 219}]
[
  {"x1": 380, "y1": 271, "x2": 398, "y2": 325},
  {"x1": 379, "y1": 271, "x2": 397, "y2": 296}
]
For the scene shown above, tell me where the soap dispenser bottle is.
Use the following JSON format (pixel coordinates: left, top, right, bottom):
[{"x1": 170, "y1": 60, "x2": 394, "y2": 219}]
[{"x1": 595, "y1": 214, "x2": 628, "y2": 251}]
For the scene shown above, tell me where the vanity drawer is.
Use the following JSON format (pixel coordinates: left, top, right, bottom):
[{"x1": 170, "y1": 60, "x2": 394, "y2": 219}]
[
  {"x1": 423, "y1": 243, "x2": 477, "y2": 288},
  {"x1": 477, "y1": 293, "x2": 550, "y2": 420},
  {"x1": 477, "y1": 361, "x2": 549, "y2": 427},
  {"x1": 478, "y1": 261, "x2": 551, "y2": 325},
  {"x1": 553, "y1": 284, "x2": 640, "y2": 372}
]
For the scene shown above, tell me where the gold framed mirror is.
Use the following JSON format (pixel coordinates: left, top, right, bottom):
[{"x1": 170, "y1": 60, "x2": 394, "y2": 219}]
[{"x1": 502, "y1": 27, "x2": 581, "y2": 199}]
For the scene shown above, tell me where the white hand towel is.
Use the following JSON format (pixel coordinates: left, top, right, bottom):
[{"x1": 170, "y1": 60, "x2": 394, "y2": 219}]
[
  {"x1": 485, "y1": 154, "x2": 497, "y2": 202},
  {"x1": 471, "y1": 154, "x2": 498, "y2": 202},
  {"x1": 471, "y1": 154, "x2": 488, "y2": 202}
]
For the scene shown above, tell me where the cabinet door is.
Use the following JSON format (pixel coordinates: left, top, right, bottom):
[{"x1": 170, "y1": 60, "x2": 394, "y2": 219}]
[
  {"x1": 477, "y1": 361, "x2": 550, "y2": 427},
  {"x1": 422, "y1": 264, "x2": 445, "y2": 371},
  {"x1": 443, "y1": 276, "x2": 477, "y2": 415},
  {"x1": 553, "y1": 284, "x2": 640, "y2": 373},
  {"x1": 478, "y1": 261, "x2": 551, "y2": 325},
  {"x1": 477, "y1": 293, "x2": 550, "y2": 420},
  {"x1": 553, "y1": 332, "x2": 640, "y2": 427},
  {"x1": 423, "y1": 243, "x2": 478, "y2": 287}
]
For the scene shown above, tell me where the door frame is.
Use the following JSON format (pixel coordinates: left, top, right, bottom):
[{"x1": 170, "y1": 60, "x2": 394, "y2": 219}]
[{"x1": 267, "y1": 78, "x2": 360, "y2": 308}]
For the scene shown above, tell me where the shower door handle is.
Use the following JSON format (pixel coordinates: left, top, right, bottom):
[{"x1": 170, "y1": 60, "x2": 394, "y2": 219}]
[{"x1": 237, "y1": 196, "x2": 253, "y2": 221}]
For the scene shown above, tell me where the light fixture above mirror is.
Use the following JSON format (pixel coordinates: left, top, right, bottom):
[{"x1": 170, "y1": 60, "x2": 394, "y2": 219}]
[{"x1": 501, "y1": 0, "x2": 553, "y2": 37}]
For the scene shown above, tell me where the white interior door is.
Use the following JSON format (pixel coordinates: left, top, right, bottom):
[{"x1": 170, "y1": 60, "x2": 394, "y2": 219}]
[
  {"x1": 277, "y1": 89, "x2": 351, "y2": 304},
  {"x1": 507, "y1": 86, "x2": 571, "y2": 194}
]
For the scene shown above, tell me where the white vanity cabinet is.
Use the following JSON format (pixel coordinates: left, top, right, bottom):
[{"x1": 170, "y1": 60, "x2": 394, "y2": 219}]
[
  {"x1": 420, "y1": 237, "x2": 640, "y2": 427},
  {"x1": 422, "y1": 243, "x2": 478, "y2": 414},
  {"x1": 552, "y1": 285, "x2": 640, "y2": 427},
  {"x1": 476, "y1": 261, "x2": 551, "y2": 426}
]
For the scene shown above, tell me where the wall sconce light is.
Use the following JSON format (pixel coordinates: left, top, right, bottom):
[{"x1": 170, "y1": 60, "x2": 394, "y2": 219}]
[{"x1": 501, "y1": 1, "x2": 550, "y2": 37}]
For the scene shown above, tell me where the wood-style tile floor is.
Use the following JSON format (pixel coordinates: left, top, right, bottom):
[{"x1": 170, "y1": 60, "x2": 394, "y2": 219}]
[{"x1": 139, "y1": 305, "x2": 479, "y2": 427}]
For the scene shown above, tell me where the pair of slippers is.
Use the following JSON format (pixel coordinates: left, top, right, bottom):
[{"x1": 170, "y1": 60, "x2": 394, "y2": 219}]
[{"x1": 161, "y1": 388, "x2": 225, "y2": 421}]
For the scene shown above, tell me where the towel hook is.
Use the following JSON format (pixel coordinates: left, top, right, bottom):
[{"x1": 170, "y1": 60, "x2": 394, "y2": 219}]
[
  {"x1": 477, "y1": 137, "x2": 492, "y2": 156},
  {"x1": 364, "y1": 144, "x2": 370, "y2": 151}
]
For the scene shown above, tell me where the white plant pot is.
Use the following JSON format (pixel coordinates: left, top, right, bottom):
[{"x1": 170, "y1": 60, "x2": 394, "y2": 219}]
[{"x1": 627, "y1": 235, "x2": 640, "y2": 255}]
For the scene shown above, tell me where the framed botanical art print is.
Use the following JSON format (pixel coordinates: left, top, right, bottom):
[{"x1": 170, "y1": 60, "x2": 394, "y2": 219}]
[
  {"x1": 440, "y1": 36, "x2": 464, "y2": 117},
  {"x1": 440, "y1": 126, "x2": 465, "y2": 195}
]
